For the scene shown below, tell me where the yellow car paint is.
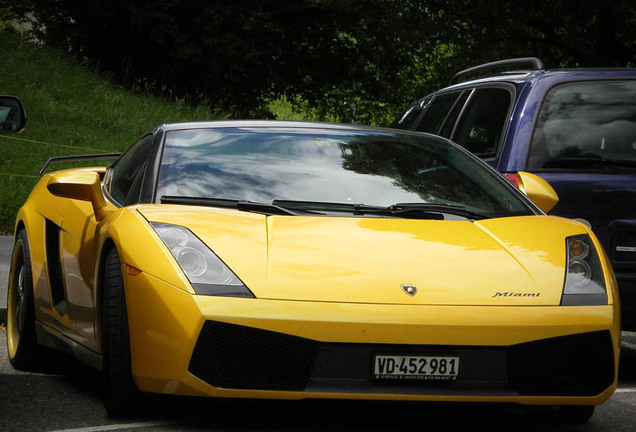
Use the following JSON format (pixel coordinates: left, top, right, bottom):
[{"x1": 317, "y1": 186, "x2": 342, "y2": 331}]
[{"x1": 137, "y1": 205, "x2": 612, "y2": 306}]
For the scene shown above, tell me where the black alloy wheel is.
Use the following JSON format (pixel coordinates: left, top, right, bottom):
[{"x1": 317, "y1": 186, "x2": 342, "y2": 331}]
[{"x1": 7, "y1": 230, "x2": 42, "y2": 370}]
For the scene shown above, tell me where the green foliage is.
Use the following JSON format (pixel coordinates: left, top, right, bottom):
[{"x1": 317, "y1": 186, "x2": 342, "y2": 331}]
[
  {"x1": 0, "y1": 0, "x2": 635, "y2": 228},
  {"x1": 0, "y1": 29, "x2": 221, "y2": 233},
  {"x1": 427, "y1": 0, "x2": 636, "y2": 70},
  {"x1": 8, "y1": 0, "x2": 636, "y2": 127},
  {"x1": 8, "y1": 0, "x2": 446, "y2": 124}
]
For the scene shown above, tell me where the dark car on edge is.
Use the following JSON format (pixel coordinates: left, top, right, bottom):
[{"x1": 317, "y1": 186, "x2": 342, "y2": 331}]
[
  {"x1": 390, "y1": 57, "x2": 636, "y2": 329},
  {"x1": 0, "y1": 96, "x2": 26, "y2": 134}
]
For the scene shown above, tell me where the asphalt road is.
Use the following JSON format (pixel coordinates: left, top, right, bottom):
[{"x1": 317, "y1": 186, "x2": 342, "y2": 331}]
[
  {"x1": 1, "y1": 331, "x2": 636, "y2": 432},
  {"x1": 0, "y1": 235, "x2": 12, "y2": 323}
]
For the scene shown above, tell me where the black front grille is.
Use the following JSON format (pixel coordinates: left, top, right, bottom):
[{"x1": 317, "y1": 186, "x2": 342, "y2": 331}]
[
  {"x1": 188, "y1": 321, "x2": 318, "y2": 391},
  {"x1": 508, "y1": 330, "x2": 615, "y2": 396}
]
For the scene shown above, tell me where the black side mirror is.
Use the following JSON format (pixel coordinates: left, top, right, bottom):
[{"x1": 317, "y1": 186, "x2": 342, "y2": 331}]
[{"x1": 0, "y1": 95, "x2": 27, "y2": 134}]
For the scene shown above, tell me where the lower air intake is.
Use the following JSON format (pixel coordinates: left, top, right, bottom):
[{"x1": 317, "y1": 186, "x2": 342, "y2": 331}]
[
  {"x1": 508, "y1": 330, "x2": 615, "y2": 396},
  {"x1": 188, "y1": 320, "x2": 318, "y2": 391}
]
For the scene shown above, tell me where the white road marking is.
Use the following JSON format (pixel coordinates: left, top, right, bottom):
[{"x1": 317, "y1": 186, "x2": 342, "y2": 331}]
[
  {"x1": 622, "y1": 341, "x2": 636, "y2": 351},
  {"x1": 47, "y1": 421, "x2": 179, "y2": 432}
]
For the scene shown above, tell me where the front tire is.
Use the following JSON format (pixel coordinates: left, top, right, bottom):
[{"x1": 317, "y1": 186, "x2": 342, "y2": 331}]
[
  {"x1": 101, "y1": 247, "x2": 142, "y2": 417},
  {"x1": 7, "y1": 229, "x2": 42, "y2": 370}
]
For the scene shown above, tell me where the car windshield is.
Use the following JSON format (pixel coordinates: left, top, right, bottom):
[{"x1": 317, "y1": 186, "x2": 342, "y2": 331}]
[
  {"x1": 528, "y1": 80, "x2": 636, "y2": 170},
  {"x1": 156, "y1": 127, "x2": 533, "y2": 218}
]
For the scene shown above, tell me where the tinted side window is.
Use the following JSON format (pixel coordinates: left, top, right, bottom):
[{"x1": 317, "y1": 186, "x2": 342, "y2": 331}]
[
  {"x1": 390, "y1": 98, "x2": 430, "y2": 130},
  {"x1": 450, "y1": 88, "x2": 511, "y2": 158},
  {"x1": 416, "y1": 92, "x2": 463, "y2": 134},
  {"x1": 438, "y1": 91, "x2": 470, "y2": 138},
  {"x1": 109, "y1": 135, "x2": 153, "y2": 205},
  {"x1": 528, "y1": 80, "x2": 636, "y2": 170}
]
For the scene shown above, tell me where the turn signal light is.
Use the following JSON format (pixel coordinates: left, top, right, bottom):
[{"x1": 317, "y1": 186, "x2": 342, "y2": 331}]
[
  {"x1": 569, "y1": 239, "x2": 589, "y2": 259},
  {"x1": 125, "y1": 264, "x2": 142, "y2": 276}
]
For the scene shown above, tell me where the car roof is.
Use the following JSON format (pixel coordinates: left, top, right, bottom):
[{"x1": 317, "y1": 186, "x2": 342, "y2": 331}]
[
  {"x1": 446, "y1": 68, "x2": 636, "y2": 90},
  {"x1": 155, "y1": 120, "x2": 406, "y2": 134}
]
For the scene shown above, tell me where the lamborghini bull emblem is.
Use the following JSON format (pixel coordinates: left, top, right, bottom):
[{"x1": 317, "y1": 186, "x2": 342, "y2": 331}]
[{"x1": 401, "y1": 284, "x2": 418, "y2": 296}]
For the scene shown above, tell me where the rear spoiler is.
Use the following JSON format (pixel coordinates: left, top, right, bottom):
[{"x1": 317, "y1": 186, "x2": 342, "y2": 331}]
[{"x1": 38, "y1": 153, "x2": 122, "y2": 177}]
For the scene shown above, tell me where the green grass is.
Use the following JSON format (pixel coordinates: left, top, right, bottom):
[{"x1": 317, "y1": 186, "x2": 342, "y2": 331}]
[
  {"x1": 0, "y1": 29, "x2": 327, "y2": 233},
  {"x1": 0, "y1": 29, "x2": 228, "y2": 233}
]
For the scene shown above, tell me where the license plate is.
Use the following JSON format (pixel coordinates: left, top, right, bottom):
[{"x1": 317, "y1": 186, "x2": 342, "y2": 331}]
[{"x1": 373, "y1": 354, "x2": 459, "y2": 381}]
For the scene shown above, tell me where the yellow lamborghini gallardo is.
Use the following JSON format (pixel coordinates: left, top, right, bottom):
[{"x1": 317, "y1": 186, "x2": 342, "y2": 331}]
[{"x1": 6, "y1": 121, "x2": 620, "y2": 421}]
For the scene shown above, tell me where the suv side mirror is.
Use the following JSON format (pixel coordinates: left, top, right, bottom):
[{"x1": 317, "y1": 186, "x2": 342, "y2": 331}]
[
  {"x1": 0, "y1": 95, "x2": 27, "y2": 134},
  {"x1": 517, "y1": 171, "x2": 559, "y2": 213}
]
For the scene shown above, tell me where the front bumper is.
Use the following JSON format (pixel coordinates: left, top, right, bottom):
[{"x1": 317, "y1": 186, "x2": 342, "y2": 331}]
[
  {"x1": 123, "y1": 273, "x2": 620, "y2": 405},
  {"x1": 189, "y1": 321, "x2": 614, "y2": 398}
]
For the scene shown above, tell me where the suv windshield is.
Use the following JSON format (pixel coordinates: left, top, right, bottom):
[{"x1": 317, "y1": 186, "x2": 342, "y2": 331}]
[
  {"x1": 156, "y1": 127, "x2": 533, "y2": 218},
  {"x1": 528, "y1": 80, "x2": 636, "y2": 170}
]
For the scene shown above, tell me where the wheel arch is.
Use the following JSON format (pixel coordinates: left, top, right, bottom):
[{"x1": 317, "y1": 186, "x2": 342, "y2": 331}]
[
  {"x1": 12, "y1": 206, "x2": 42, "y2": 287},
  {"x1": 14, "y1": 220, "x2": 26, "y2": 238}
]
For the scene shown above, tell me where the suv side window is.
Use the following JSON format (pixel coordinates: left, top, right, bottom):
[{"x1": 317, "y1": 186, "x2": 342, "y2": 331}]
[
  {"x1": 450, "y1": 88, "x2": 511, "y2": 158},
  {"x1": 528, "y1": 80, "x2": 636, "y2": 170},
  {"x1": 415, "y1": 92, "x2": 463, "y2": 135},
  {"x1": 109, "y1": 135, "x2": 153, "y2": 205},
  {"x1": 390, "y1": 97, "x2": 430, "y2": 130},
  {"x1": 438, "y1": 91, "x2": 470, "y2": 138}
]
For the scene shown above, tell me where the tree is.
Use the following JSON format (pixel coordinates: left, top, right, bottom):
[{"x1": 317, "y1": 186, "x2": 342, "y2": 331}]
[{"x1": 8, "y1": 0, "x2": 636, "y2": 124}]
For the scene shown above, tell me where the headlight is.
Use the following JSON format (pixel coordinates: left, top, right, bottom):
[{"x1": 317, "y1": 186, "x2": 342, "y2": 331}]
[
  {"x1": 561, "y1": 235, "x2": 607, "y2": 305},
  {"x1": 151, "y1": 222, "x2": 254, "y2": 298}
]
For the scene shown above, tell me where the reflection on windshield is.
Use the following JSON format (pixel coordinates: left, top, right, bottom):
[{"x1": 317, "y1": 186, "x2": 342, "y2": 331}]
[
  {"x1": 156, "y1": 127, "x2": 532, "y2": 217},
  {"x1": 529, "y1": 80, "x2": 636, "y2": 170}
]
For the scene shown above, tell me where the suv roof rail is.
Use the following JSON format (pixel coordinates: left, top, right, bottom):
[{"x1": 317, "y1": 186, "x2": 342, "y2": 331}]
[{"x1": 449, "y1": 57, "x2": 545, "y2": 85}]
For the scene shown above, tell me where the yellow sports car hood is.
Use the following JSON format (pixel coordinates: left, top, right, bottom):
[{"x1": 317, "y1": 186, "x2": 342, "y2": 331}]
[{"x1": 138, "y1": 206, "x2": 591, "y2": 306}]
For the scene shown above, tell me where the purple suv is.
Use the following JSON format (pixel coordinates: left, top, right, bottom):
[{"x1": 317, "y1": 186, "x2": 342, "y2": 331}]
[{"x1": 391, "y1": 58, "x2": 636, "y2": 329}]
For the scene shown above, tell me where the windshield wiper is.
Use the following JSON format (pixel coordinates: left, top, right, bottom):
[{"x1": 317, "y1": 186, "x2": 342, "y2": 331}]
[
  {"x1": 272, "y1": 200, "x2": 472, "y2": 220},
  {"x1": 597, "y1": 158, "x2": 636, "y2": 170},
  {"x1": 161, "y1": 196, "x2": 488, "y2": 220},
  {"x1": 548, "y1": 156, "x2": 636, "y2": 171},
  {"x1": 388, "y1": 203, "x2": 487, "y2": 220},
  {"x1": 272, "y1": 199, "x2": 387, "y2": 214},
  {"x1": 161, "y1": 196, "x2": 298, "y2": 216}
]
